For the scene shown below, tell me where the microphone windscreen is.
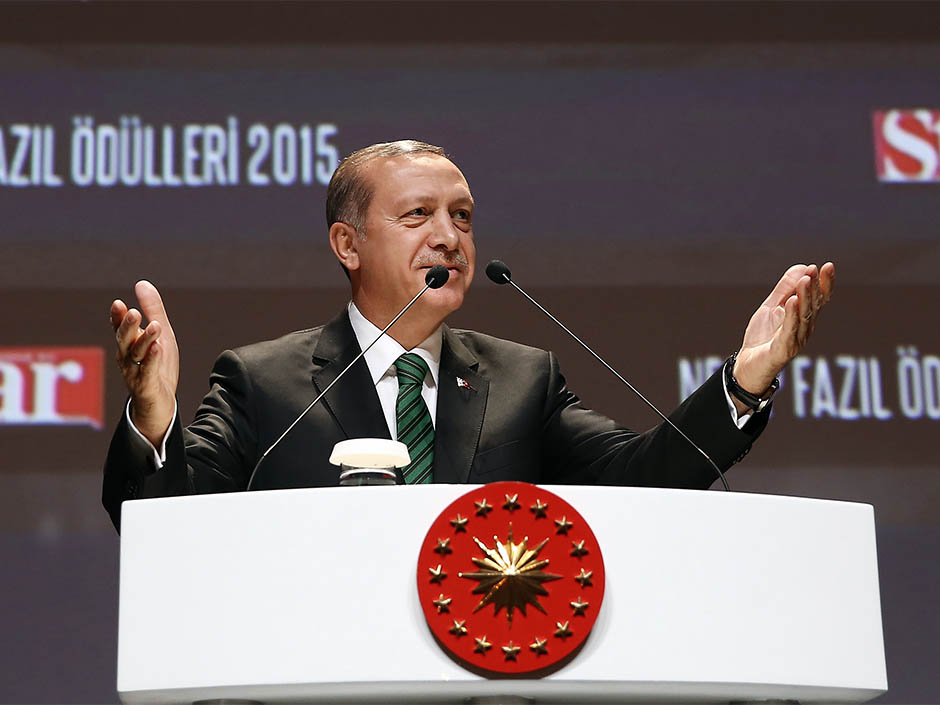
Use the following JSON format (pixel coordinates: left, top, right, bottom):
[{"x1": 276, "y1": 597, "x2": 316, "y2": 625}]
[
  {"x1": 426, "y1": 265, "x2": 450, "y2": 289},
  {"x1": 485, "y1": 259, "x2": 512, "y2": 284}
]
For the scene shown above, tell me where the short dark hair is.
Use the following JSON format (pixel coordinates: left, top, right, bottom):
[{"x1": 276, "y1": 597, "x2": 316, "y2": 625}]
[{"x1": 325, "y1": 140, "x2": 448, "y2": 234}]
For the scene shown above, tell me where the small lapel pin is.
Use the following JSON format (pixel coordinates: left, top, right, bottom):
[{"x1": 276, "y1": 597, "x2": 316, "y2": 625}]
[{"x1": 456, "y1": 376, "x2": 475, "y2": 391}]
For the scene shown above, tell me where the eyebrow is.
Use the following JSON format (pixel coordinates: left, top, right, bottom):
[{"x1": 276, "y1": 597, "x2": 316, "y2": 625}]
[{"x1": 394, "y1": 194, "x2": 475, "y2": 209}]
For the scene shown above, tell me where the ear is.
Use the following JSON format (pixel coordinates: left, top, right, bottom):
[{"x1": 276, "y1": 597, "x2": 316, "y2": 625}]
[{"x1": 329, "y1": 222, "x2": 361, "y2": 271}]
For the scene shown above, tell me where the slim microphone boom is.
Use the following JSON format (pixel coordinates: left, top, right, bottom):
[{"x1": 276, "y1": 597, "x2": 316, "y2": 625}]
[
  {"x1": 246, "y1": 264, "x2": 450, "y2": 490},
  {"x1": 484, "y1": 259, "x2": 730, "y2": 491}
]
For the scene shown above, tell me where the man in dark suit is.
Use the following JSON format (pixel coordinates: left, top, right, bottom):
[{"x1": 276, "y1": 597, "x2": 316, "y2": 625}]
[{"x1": 104, "y1": 140, "x2": 834, "y2": 532}]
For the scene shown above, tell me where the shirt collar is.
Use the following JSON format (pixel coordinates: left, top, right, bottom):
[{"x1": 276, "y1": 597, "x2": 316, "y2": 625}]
[{"x1": 347, "y1": 301, "x2": 442, "y2": 387}]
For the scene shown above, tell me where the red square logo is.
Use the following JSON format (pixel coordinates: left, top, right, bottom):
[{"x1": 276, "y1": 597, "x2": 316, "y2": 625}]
[
  {"x1": 873, "y1": 109, "x2": 940, "y2": 182},
  {"x1": 0, "y1": 347, "x2": 105, "y2": 429}
]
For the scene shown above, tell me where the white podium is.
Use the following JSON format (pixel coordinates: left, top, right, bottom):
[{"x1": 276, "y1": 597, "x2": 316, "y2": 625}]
[{"x1": 117, "y1": 485, "x2": 887, "y2": 704}]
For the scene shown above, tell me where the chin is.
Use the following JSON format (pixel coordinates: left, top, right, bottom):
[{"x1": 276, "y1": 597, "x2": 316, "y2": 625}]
[{"x1": 422, "y1": 287, "x2": 465, "y2": 317}]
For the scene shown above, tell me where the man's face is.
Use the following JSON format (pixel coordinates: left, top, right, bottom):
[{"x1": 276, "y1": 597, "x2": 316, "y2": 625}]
[{"x1": 353, "y1": 154, "x2": 476, "y2": 321}]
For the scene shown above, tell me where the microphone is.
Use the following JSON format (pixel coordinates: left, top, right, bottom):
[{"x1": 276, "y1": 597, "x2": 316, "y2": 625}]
[
  {"x1": 424, "y1": 264, "x2": 450, "y2": 289},
  {"x1": 246, "y1": 264, "x2": 450, "y2": 490},
  {"x1": 485, "y1": 259, "x2": 730, "y2": 491}
]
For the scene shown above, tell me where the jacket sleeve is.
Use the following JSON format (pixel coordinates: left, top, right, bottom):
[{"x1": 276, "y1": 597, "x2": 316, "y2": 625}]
[
  {"x1": 101, "y1": 349, "x2": 259, "y2": 533},
  {"x1": 539, "y1": 352, "x2": 769, "y2": 489}
]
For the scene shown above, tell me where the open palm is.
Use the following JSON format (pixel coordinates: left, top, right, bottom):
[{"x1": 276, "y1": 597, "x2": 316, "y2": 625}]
[
  {"x1": 734, "y1": 263, "x2": 835, "y2": 394},
  {"x1": 109, "y1": 280, "x2": 179, "y2": 445}
]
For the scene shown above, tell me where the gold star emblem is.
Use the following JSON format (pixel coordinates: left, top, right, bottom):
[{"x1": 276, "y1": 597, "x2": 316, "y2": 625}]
[
  {"x1": 429, "y1": 564, "x2": 447, "y2": 583},
  {"x1": 458, "y1": 526, "x2": 562, "y2": 625},
  {"x1": 449, "y1": 619, "x2": 468, "y2": 637},
  {"x1": 474, "y1": 498, "x2": 493, "y2": 517},
  {"x1": 501, "y1": 641, "x2": 521, "y2": 661},
  {"x1": 554, "y1": 620, "x2": 573, "y2": 639},
  {"x1": 450, "y1": 514, "x2": 469, "y2": 532},
  {"x1": 529, "y1": 499, "x2": 549, "y2": 518},
  {"x1": 554, "y1": 516, "x2": 573, "y2": 534},
  {"x1": 474, "y1": 635, "x2": 492, "y2": 653},
  {"x1": 570, "y1": 597, "x2": 589, "y2": 616},
  {"x1": 529, "y1": 636, "x2": 549, "y2": 655},
  {"x1": 502, "y1": 493, "x2": 521, "y2": 512},
  {"x1": 434, "y1": 537, "x2": 453, "y2": 555},
  {"x1": 432, "y1": 594, "x2": 452, "y2": 614},
  {"x1": 574, "y1": 568, "x2": 593, "y2": 587},
  {"x1": 570, "y1": 539, "x2": 588, "y2": 558}
]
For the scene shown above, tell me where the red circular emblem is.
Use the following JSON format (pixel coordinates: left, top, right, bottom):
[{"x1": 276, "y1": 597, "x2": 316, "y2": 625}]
[{"x1": 417, "y1": 481, "x2": 605, "y2": 674}]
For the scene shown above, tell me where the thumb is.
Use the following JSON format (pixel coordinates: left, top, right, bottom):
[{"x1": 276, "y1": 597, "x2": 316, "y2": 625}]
[{"x1": 135, "y1": 280, "x2": 171, "y2": 329}]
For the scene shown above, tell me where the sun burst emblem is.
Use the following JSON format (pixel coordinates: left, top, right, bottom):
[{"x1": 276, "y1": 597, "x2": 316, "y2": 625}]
[
  {"x1": 417, "y1": 481, "x2": 606, "y2": 675},
  {"x1": 458, "y1": 525, "x2": 562, "y2": 625}
]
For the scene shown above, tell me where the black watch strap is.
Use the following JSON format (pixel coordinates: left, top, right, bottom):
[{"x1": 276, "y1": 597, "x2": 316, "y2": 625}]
[{"x1": 724, "y1": 351, "x2": 778, "y2": 412}]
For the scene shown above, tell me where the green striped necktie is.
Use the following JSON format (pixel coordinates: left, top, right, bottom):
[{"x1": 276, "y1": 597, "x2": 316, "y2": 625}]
[{"x1": 395, "y1": 352, "x2": 434, "y2": 484}]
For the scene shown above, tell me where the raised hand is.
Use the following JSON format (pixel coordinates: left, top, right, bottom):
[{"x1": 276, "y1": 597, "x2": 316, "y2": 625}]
[
  {"x1": 733, "y1": 263, "x2": 835, "y2": 402},
  {"x1": 110, "y1": 280, "x2": 180, "y2": 446}
]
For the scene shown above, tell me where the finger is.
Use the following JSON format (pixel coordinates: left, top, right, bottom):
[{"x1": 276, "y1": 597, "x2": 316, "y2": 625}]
[
  {"x1": 762, "y1": 264, "x2": 810, "y2": 308},
  {"x1": 110, "y1": 299, "x2": 128, "y2": 332},
  {"x1": 796, "y1": 274, "x2": 813, "y2": 346},
  {"x1": 129, "y1": 320, "x2": 161, "y2": 364},
  {"x1": 135, "y1": 280, "x2": 172, "y2": 331},
  {"x1": 808, "y1": 263, "x2": 824, "y2": 314},
  {"x1": 138, "y1": 338, "x2": 161, "y2": 374},
  {"x1": 819, "y1": 261, "x2": 835, "y2": 304},
  {"x1": 777, "y1": 293, "x2": 800, "y2": 358},
  {"x1": 116, "y1": 307, "x2": 142, "y2": 351}
]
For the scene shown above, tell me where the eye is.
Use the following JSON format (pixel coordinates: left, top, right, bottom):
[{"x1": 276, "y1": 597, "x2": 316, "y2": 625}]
[
  {"x1": 453, "y1": 209, "x2": 472, "y2": 222},
  {"x1": 405, "y1": 207, "x2": 429, "y2": 217}
]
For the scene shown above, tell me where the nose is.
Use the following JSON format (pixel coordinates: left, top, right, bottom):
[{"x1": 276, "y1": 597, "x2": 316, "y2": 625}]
[{"x1": 426, "y1": 211, "x2": 460, "y2": 251}]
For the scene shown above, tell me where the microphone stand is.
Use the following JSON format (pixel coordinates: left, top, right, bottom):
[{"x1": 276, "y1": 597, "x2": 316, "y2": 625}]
[
  {"x1": 485, "y1": 260, "x2": 730, "y2": 491},
  {"x1": 246, "y1": 265, "x2": 450, "y2": 490}
]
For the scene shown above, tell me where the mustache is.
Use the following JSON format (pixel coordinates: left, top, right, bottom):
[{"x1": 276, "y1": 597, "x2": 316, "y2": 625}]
[{"x1": 415, "y1": 253, "x2": 470, "y2": 270}]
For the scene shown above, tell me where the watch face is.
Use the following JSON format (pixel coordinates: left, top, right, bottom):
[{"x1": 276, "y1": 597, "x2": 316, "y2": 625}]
[{"x1": 416, "y1": 481, "x2": 605, "y2": 675}]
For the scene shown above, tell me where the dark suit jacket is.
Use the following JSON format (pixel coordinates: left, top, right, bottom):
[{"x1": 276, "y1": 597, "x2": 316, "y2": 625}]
[{"x1": 103, "y1": 308, "x2": 768, "y2": 532}]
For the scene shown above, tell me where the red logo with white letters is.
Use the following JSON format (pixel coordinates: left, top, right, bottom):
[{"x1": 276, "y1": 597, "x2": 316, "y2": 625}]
[
  {"x1": 873, "y1": 109, "x2": 940, "y2": 182},
  {"x1": 0, "y1": 347, "x2": 104, "y2": 429}
]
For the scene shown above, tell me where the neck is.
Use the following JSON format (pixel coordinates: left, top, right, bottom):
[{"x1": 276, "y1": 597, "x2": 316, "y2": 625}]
[{"x1": 353, "y1": 295, "x2": 444, "y2": 350}]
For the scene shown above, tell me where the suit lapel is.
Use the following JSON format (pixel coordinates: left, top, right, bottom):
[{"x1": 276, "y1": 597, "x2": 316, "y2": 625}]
[
  {"x1": 433, "y1": 326, "x2": 488, "y2": 484},
  {"x1": 311, "y1": 309, "x2": 390, "y2": 443}
]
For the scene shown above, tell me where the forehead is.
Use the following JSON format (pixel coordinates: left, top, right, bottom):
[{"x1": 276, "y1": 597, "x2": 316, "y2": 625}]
[{"x1": 364, "y1": 154, "x2": 472, "y2": 207}]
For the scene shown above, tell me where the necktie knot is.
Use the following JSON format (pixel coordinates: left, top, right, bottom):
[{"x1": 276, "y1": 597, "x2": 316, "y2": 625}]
[{"x1": 395, "y1": 352, "x2": 430, "y2": 388}]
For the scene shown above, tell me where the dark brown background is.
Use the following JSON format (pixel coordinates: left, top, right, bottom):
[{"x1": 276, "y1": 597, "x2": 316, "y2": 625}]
[{"x1": 1, "y1": 2, "x2": 939, "y2": 703}]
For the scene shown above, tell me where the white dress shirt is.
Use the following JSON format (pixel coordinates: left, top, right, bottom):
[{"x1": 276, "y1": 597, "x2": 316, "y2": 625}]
[{"x1": 347, "y1": 301, "x2": 441, "y2": 439}]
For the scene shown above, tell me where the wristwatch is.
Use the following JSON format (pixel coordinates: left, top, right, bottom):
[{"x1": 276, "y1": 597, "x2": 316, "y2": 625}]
[{"x1": 724, "y1": 351, "x2": 778, "y2": 412}]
